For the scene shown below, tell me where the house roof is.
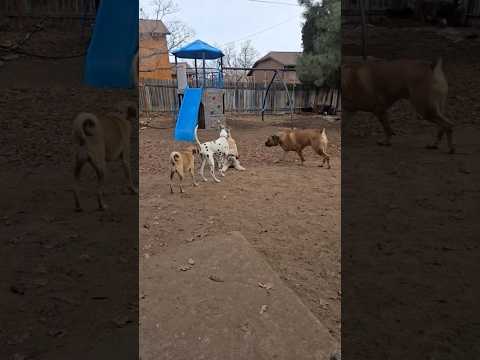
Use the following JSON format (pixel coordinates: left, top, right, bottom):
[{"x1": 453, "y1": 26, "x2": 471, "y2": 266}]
[
  {"x1": 139, "y1": 19, "x2": 170, "y2": 35},
  {"x1": 248, "y1": 51, "x2": 301, "y2": 75}
]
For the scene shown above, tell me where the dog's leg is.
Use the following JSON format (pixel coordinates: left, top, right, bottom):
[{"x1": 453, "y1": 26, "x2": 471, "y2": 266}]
[
  {"x1": 178, "y1": 173, "x2": 184, "y2": 193},
  {"x1": 73, "y1": 158, "x2": 86, "y2": 212},
  {"x1": 318, "y1": 153, "x2": 331, "y2": 169},
  {"x1": 323, "y1": 154, "x2": 331, "y2": 169},
  {"x1": 219, "y1": 157, "x2": 227, "y2": 177},
  {"x1": 427, "y1": 112, "x2": 455, "y2": 154},
  {"x1": 376, "y1": 111, "x2": 394, "y2": 146},
  {"x1": 169, "y1": 171, "x2": 175, "y2": 193},
  {"x1": 208, "y1": 158, "x2": 221, "y2": 183},
  {"x1": 315, "y1": 146, "x2": 331, "y2": 169},
  {"x1": 274, "y1": 151, "x2": 288, "y2": 163},
  {"x1": 297, "y1": 150, "x2": 306, "y2": 165},
  {"x1": 216, "y1": 154, "x2": 226, "y2": 177},
  {"x1": 221, "y1": 160, "x2": 230, "y2": 174},
  {"x1": 199, "y1": 157, "x2": 208, "y2": 182},
  {"x1": 233, "y1": 158, "x2": 246, "y2": 171},
  {"x1": 426, "y1": 128, "x2": 444, "y2": 150},
  {"x1": 190, "y1": 168, "x2": 198, "y2": 187},
  {"x1": 121, "y1": 150, "x2": 138, "y2": 194},
  {"x1": 89, "y1": 160, "x2": 107, "y2": 211}
]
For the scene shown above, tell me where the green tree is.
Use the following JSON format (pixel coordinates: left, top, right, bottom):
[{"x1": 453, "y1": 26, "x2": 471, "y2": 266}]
[{"x1": 297, "y1": 0, "x2": 340, "y2": 89}]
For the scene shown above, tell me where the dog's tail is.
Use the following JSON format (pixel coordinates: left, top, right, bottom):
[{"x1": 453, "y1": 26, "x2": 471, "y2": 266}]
[
  {"x1": 72, "y1": 112, "x2": 98, "y2": 146},
  {"x1": 194, "y1": 125, "x2": 201, "y2": 148},
  {"x1": 170, "y1": 152, "x2": 181, "y2": 165}
]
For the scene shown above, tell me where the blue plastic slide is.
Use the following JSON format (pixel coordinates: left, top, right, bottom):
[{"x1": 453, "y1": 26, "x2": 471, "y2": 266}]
[
  {"x1": 84, "y1": 0, "x2": 138, "y2": 88},
  {"x1": 174, "y1": 88, "x2": 203, "y2": 142}
]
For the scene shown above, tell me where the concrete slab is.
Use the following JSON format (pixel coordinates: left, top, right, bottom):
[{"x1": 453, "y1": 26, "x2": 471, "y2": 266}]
[{"x1": 140, "y1": 231, "x2": 337, "y2": 360}]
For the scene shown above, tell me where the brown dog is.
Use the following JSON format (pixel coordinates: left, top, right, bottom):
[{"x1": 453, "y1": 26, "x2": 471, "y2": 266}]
[
  {"x1": 342, "y1": 57, "x2": 454, "y2": 153},
  {"x1": 169, "y1": 146, "x2": 198, "y2": 193},
  {"x1": 72, "y1": 104, "x2": 138, "y2": 211},
  {"x1": 265, "y1": 128, "x2": 331, "y2": 168}
]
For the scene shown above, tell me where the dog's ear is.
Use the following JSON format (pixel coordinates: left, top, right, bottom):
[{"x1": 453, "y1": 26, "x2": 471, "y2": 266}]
[{"x1": 272, "y1": 134, "x2": 280, "y2": 142}]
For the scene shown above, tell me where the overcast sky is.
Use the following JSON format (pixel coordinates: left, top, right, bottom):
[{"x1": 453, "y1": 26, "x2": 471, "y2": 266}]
[{"x1": 140, "y1": 0, "x2": 307, "y2": 57}]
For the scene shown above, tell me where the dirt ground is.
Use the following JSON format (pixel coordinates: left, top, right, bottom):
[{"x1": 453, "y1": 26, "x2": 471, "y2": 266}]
[
  {"x1": 139, "y1": 113, "x2": 341, "y2": 342},
  {"x1": 0, "y1": 27, "x2": 138, "y2": 359},
  {"x1": 342, "y1": 22, "x2": 480, "y2": 358}
]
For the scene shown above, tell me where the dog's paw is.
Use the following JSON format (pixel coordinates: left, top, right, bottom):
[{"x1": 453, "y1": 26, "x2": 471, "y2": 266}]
[
  {"x1": 202, "y1": 178, "x2": 208, "y2": 182},
  {"x1": 449, "y1": 147, "x2": 456, "y2": 154},
  {"x1": 193, "y1": 183, "x2": 199, "y2": 187},
  {"x1": 425, "y1": 144, "x2": 439, "y2": 150},
  {"x1": 214, "y1": 179, "x2": 221, "y2": 183},
  {"x1": 75, "y1": 207, "x2": 83, "y2": 213}
]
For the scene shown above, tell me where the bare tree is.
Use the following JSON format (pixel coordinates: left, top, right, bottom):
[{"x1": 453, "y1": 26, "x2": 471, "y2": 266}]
[
  {"x1": 221, "y1": 40, "x2": 259, "y2": 82},
  {"x1": 166, "y1": 20, "x2": 195, "y2": 51},
  {"x1": 140, "y1": 0, "x2": 195, "y2": 51},
  {"x1": 237, "y1": 40, "x2": 259, "y2": 82},
  {"x1": 221, "y1": 43, "x2": 237, "y2": 68},
  {"x1": 237, "y1": 40, "x2": 259, "y2": 69}
]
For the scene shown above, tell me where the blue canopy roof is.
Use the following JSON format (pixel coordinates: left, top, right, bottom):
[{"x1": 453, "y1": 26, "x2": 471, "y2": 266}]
[{"x1": 172, "y1": 40, "x2": 224, "y2": 60}]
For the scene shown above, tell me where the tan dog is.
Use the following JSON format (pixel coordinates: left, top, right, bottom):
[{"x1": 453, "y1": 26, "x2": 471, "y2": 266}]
[
  {"x1": 169, "y1": 146, "x2": 198, "y2": 193},
  {"x1": 72, "y1": 104, "x2": 138, "y2": 211},
  {"x1": 342, "y1": 57, "x2": 454, "y2": 153},
  {"x1": 265, "y1": 128, "x2": 331, "y2": 168},
  {"x1": 221, "y1": 130, "x2": 246, "y2": 173}
]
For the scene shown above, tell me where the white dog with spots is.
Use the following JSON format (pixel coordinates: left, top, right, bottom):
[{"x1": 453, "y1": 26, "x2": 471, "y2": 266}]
[{"x1": 195, "y1": 125, "x2": 230, "y2": 183}]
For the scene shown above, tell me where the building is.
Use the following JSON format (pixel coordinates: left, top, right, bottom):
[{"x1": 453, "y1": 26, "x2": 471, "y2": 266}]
[
  {"x1": 139, "y1": 19, "x2": 171, "y2": 81},
  {"x1": 247, "y1": 51, "x2": 301, "y2": 84}
]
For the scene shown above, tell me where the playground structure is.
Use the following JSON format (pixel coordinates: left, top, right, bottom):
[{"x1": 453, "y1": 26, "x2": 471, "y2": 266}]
[
  {"x1": 83, "y1": 0, "x2": 138, "y2": 89},
  {"x1": 171, "y1": 39, "x2": 297, "y2": 142},
  {"x1": 172, "y1": 40, "x2": 226, "y2": 142}
]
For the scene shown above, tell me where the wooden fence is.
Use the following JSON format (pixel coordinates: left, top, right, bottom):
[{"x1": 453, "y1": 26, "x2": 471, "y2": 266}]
[
  {"x1": 1, "y1": 0, "x2": 97, "y2": 17},
  {"x1": 139, "y1": 79, "x2": 341, "y2": 115}
]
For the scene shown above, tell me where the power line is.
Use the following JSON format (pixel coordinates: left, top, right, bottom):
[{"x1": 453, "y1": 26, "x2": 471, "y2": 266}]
[
  {"x1": 248, "y1": 0, "x2": 300, "y2": 6},
  {"x1": 223, "y1": 15, "x2": 299, "y2": 46}
]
